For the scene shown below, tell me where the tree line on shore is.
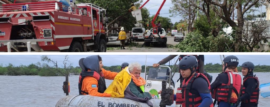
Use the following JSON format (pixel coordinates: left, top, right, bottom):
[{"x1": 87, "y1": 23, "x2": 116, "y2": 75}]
[{"x1": 0, "y1": 63, "x2": 269, "y2": 76}]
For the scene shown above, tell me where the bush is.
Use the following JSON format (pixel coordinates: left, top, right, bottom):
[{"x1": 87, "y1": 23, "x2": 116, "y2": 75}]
[
  {"x1": 176, "y1": 31, "x2": 208, "y2": 52},
  {"x1": 175, "y1": 31, "x2": 249, "y2": 52}
]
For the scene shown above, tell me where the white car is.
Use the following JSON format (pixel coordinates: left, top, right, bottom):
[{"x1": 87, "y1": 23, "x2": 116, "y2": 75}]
[
  {"x1": 174, "y1": 33, "x2": 184, "y2": 42},
  {"x1": 131, "y1": 27, "x2": 145, "y2": 40}
]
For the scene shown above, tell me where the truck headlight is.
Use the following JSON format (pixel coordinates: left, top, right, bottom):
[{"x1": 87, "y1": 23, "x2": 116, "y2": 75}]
[{"x1": 43, "y1": 29, "x2": 52, "y2": 38}]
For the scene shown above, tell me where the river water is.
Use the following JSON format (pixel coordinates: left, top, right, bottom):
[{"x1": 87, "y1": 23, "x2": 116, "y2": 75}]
[{"x1": 0, "y1": 72, "x2": 269, "y2": 107}]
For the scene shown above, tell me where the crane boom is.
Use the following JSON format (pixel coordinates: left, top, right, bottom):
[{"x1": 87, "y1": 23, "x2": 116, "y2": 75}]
[
  {"x1": 139, "y1": 0, "x2": 149, "y2": 9},
  {"x1": 138, "y1": 0, "x2": 166, "y2": 28},
  {"x1": 151, "y1": 0, "x2": 166, "y2": 28}
]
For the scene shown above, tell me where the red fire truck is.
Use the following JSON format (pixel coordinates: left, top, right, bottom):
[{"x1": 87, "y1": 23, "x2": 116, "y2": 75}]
[{"x1": 0, "y1": 0, "x2": 108, "y2": 52}]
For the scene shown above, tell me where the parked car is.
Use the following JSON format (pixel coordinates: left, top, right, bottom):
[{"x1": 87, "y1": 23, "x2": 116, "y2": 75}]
[
  {"x1": 174, "y1": 33, "x2": 184, "y2": 42},
  {"x1": 107, "y1": 33, "x2": 131, "y2": 46},
  {"x1": 131, "y1": 27, "x2": 145, "y2": 41}
]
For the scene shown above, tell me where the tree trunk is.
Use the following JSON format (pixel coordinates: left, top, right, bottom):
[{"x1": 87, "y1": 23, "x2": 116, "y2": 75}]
[{"x1": 235, "y1": 2, "x2": 244, "y2": 52}]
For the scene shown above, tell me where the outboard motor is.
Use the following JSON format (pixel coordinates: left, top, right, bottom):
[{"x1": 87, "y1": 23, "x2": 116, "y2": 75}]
[{"x1": 160, "y1": 81, "x2": 174, "y2": 107}]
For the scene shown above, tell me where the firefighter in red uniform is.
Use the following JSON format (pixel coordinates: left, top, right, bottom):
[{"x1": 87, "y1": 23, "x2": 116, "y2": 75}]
[
  {"x1": 239, "y1": 61, "x2": 259, "y2": 107},
  {"x1": 175, "y1": 56, "x2": 213, "y2": 107},
  {"x1": 211, "y1": 55, "x2": 242, "y2": 107}
]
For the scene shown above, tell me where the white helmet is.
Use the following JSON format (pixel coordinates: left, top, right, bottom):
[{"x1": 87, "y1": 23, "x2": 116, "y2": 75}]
[{"x1": 121, "y1": 27, "x2": 124, "y2": 31}]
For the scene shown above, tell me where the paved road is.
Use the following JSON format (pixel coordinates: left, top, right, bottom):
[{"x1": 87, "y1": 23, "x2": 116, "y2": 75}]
[{"x1": 107, "y1": 36, "x2": 180, "y2": 52}]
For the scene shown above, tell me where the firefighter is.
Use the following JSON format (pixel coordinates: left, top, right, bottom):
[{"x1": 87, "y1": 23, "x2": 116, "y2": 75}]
[
  {"x1": 121, "y1": 62, "x2": 129, "y2": 70},
  {"x1": 129, "y1": 3, "x2": 137, "y2": 12},
  {"x1": 175, "y1": 56, "x2": 213, "y2": 107},
  {"x1": 239, "y1": 61, "x2": 259, "y2": 107},
  {"x1": 78, "y1": 55, "x2": 118, "y2": 97},
  {"x1": 211, "y1": 55, "x2": 242, "y2": 107},
  {"x1": 156, "y1": 21, "x2": 162, "y2": 34},
  {"x1": 118, "y1": 27, "x2": 127, "y2": 49}
]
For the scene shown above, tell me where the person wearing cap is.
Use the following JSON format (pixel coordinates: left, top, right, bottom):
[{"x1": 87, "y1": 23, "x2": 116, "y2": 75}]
[
  {"x1": 211, "y1": 55, "x2": 242, "y2": 107},
  {"x1": 175, "y1": 56, "x2": 213, "y2": 107},
  {"x1": 239, "y1": 62, "x2": 259, "y2": 107},
  {"x1": 78, "y1": 55, "x2": 118, "y2": 97},
  {"x1": 118, "y1": 27, "x2": 127, "y2": 49}
]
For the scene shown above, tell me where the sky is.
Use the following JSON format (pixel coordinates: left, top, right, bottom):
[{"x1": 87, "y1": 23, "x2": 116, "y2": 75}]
[
  {"x1": 140, "y1": 0, "x2": 267, "y2": 24},
  {"x1": 0, "y1": 55, "x2": 270, "y2": 67}
]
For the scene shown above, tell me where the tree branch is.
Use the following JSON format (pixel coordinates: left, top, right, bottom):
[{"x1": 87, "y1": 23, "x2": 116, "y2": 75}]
[
  {"x1": 209, "y1": 0, "x2": 225, "y2": 7},
  {"x1": 243, "y1": 0, "x2": 259, "y2": 14},
  {"x1": 243, "y1": 0, "x2": 253, "y2": 10}
]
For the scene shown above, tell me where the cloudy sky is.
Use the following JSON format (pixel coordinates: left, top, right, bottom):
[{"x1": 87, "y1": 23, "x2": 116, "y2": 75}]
[
  {"x1": 0, "y1": 54, "x2": 269, "y2": 67},
  {"x1": 140, "y1": 0, "x2": 266, "y2": 23}
]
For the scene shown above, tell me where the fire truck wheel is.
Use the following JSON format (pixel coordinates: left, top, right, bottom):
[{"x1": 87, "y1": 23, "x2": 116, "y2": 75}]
[
  {"x1": 69, "y1": 42, "x2": 83, "y2": 52},
  {"x1": 98, "y1": 39, "x2": 106, "y2": 52}
]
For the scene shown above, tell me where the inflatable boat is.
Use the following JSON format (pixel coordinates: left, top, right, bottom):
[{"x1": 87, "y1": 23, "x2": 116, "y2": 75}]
[
  {"x1": 56, "y1": 66, "x2": 178, "y2": 107},
  {"x1": 55, "y1": 95, "x2": 176, "y2": 107}
]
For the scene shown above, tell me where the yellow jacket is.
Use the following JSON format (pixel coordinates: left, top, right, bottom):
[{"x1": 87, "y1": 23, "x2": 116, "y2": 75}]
[
  {"x1": 104, "y1": 67, "x2": 131, "y2": 97},
  {"x1": 118, "y1": 31, "x2": 127, "y2": 40}
]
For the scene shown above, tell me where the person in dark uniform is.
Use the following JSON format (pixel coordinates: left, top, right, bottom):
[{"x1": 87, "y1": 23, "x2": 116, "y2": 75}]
[
  {"x1": 175, "y1": 56, "x2": 213, "y2": 107},
  {"x1": 239, "y1": 61, "x2": 259, "y2": 107}
]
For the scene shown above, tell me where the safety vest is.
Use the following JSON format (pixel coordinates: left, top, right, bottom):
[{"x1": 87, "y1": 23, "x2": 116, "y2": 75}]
[
  {"x1": 241, "y1": 76, "x2": 259, "y2": 103},
  {"x1": 78, "y1": 70, "x2": 106, "y2": 95},
  {"x1": 213, "y1": 71, "x2": 242, "y2": 103},
  {"x1": 140, "y1": 85, "x2": 145, "y2": 92},
  {"x1": 176, "y1": 73, "x2": 213, "y2": 107}
]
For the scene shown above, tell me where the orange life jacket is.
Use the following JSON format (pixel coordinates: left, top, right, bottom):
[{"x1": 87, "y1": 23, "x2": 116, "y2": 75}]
[
  {"x1": 78, "y1": 70, "x2": 106, "y2": 95},
  {"x1": 241, "y1": 76, "x2": 259, "y2": 103},
  {"x1": 213, "y1": 71, "x2": 242, "y2": 103},
  {"x1": 176, "y1": 73, "x2": 214, "y2": 107}
]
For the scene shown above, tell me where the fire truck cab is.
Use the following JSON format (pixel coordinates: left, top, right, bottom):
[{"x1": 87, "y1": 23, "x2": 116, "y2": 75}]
[{"x1": 0, "y1": 0, "x2": 108, "y2": 52}]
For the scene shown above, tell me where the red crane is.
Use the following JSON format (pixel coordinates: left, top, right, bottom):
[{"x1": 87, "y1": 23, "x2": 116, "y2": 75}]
[{"x1": 140, "y1": 0, "x2": 166, "y2": 35}]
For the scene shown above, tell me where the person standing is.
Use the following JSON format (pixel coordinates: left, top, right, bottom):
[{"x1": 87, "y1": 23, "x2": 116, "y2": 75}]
[
  {"x1": 118, "y1": 27, "x2": 127, "y2": 49},
  {"x1": 239, "y1": 61, "x2": 259, "y2": 107}
]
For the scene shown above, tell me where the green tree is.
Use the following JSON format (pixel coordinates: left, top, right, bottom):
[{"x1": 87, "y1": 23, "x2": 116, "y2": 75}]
[
  {"x1": 141, "y1": 7, "x2": 150, "y2": 28},
  {"x1": 149, "y1": 15, "x2": 172, "y2": 31},
  {"x1": 77, "y1": 0, "x2": 140, "y2": 31}
]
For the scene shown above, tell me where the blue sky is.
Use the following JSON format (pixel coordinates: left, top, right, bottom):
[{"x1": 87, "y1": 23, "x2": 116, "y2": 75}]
[
  {"x1": 140, "y1": 0, "x2": 267, "y2": 23},
  {"x1": 0, "y1": 55, "x2": 269, "y2": 67}
]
